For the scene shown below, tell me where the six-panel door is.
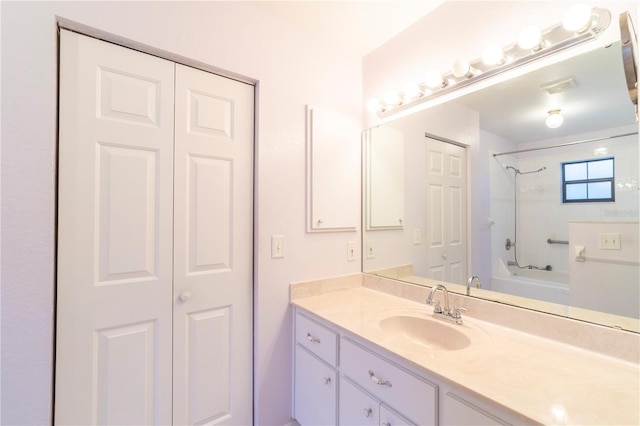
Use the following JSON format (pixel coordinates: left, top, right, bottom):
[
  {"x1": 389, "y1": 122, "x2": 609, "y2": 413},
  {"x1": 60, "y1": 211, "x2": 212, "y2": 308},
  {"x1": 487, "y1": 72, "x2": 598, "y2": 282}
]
[{"x1": 56, "y1": 29, "x2": 253, "y2": 425}]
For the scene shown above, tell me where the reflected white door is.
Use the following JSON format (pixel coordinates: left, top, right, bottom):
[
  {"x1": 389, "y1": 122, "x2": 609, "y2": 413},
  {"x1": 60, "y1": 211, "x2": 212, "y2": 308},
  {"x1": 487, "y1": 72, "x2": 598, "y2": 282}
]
[
  {"x1": 56, "y1": 29, "x2": 175, "y2": 424},
  {"x1": 56, "y1": 30, "x2": 254, "y2": 426},
  {"x1": 426, "y1": 138, "x2": 467, "y2": 284},
  {"x1": 172, "y1": 64, "x2": 254, "y2": 425}
]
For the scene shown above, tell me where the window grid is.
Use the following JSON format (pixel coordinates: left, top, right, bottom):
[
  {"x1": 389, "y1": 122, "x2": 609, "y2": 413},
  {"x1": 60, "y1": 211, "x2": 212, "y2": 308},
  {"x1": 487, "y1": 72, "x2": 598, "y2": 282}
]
[{"x1": 562, "y1": 157, "x2": 615, "y2": 203}]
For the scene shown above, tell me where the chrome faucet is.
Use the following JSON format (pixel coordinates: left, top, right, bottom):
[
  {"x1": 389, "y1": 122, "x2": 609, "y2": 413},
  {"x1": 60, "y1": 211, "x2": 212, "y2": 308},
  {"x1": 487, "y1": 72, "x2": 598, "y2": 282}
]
[
  {"x1": 466, "y1": 275, "x2": 481, "y2": 295},
  {"x1": 427, "y1": 284, "x2": 466, "y2": 325},
  {"x1": 426, "y1": 284, "x2": 450, "y2": 314}
]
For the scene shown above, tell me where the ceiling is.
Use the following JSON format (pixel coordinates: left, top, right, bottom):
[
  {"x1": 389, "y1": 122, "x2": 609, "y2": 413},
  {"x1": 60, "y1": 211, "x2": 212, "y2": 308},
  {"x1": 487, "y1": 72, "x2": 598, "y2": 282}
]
[
  {"x1": 246, "y1": 1, "x2": 445, "y2": 56},
  {"x1": 453, "y1": 41, "x2": 637, "y2": 144}
]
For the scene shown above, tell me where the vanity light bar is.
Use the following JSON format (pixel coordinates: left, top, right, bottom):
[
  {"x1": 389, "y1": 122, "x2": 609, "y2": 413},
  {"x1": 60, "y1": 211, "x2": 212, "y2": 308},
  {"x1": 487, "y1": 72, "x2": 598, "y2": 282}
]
[{"x1": 372, "y1": 5, "x2": 611, "y2": 118}]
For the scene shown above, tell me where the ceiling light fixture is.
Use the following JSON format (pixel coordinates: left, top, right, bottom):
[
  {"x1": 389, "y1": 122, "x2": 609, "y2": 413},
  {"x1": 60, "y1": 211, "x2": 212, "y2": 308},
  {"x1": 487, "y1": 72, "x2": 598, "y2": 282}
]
[
  {"x1": 482, "y1": 43, "x2": 506, "y2": 66},
  {"x1": 545, "y1": 109, "x2": 564, "y2": 128},
  {"x1": 451, "y1": 58, "x2": 479, "y2": 79},
  {"x1": 425, "y1": 70, "x2": 447, "y2": 89},
  {"x1": 372, "y1": 4, "x2": 610, "y2": 117},
  {"x1": 403, "y1": 81, "x2": 423, "y2": 99},
  {"x1": 563, "y1": 3, "x2": 594, "y2": 33},
  {"x1": 518, "y1": 25, "x2": 545, "y2": 51}
]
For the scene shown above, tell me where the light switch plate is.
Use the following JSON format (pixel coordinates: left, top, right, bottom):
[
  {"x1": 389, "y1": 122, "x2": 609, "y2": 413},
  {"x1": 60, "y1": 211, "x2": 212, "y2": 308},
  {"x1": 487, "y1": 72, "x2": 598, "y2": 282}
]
[
  {"x1": 413, "y1": 228, "x2": 421, "y2": 245},
  {"x1": 271, "y1": 235, "x2": 285, "y2": 258},
  {"x1": 347, "y1": 242, "x2": 357, "y2": 261},
  {"x1": 599, "y1": 233, "x2": 621, "y2": 250},
  {"x1": 366, "y1": 241, "x2": 375, "y2": 259}
]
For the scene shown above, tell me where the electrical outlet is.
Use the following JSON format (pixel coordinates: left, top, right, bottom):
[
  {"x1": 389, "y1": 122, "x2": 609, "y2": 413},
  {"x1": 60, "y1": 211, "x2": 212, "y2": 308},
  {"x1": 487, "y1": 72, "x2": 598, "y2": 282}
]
[
  {"x1": 347, "y1": 242, "x2": 357, "y2": 261},
  {"x1": 366, "y1": 241, "x2": 375, "y2": 259},
  {"x1": 271, "y1": 235, "x2": 285, "y2": 258},
  {"x1": 413, "y1": 228, "x2": 421, "y2": 245},
  {"x1": 599, "y1": 233, "x2": 621, "y2": 250}
]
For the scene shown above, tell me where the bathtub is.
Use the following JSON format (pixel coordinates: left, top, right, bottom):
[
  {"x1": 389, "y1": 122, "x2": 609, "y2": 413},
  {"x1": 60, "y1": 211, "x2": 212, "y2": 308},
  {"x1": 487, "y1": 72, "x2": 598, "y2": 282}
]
[{"x1": 491, "y1": 261, "x2": 569, "y2": 305}]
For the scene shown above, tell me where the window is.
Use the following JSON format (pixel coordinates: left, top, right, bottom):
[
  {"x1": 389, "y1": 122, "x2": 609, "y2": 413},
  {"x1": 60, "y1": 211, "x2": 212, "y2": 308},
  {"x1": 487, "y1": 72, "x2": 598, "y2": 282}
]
[{"x1": 562, "y1": 157, "x2": 614, "y2": 203}]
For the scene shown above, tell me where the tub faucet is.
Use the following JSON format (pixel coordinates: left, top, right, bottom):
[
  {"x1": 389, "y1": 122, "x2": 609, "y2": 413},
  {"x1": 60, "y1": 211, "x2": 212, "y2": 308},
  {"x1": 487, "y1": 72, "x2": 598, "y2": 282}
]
[
  {"x1": 427, "y1": 284, "x2": 466, "y2": 325},
  {"x1": 467, "y1": 275, "x2": 481, "y2": 295}
]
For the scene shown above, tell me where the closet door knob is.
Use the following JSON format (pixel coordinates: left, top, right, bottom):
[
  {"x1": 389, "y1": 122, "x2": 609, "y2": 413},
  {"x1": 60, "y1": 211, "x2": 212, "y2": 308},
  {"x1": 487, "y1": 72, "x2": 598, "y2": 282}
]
[{"x1": 179, "y1": 291, "x2": 192, "y2": 302}]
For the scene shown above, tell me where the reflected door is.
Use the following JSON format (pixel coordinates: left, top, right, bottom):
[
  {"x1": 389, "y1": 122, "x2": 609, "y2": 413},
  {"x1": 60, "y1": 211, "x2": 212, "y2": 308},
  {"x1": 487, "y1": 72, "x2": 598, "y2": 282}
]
[{"x1": 426, "y1": 138, "x2": 467, "y2": 284}]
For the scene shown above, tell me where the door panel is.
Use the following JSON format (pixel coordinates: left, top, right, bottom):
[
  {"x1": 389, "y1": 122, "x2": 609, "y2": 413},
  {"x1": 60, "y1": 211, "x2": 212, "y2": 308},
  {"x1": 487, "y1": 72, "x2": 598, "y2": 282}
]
[
  {"x1": 95, "y1": 320, "x2": 158, "y2": 425},
  {"x1": 173, "y1": 64, "x2": 254, "y2": 426},
  {"x1": 56, "y1": 29, "x2": 174, "y2": 424},
  {"x1": 187, "y1": 308, "x2": 231, "y2": 423},
  {"x1": 187, "y1": 155, "x2": 232, "y2": 273}
]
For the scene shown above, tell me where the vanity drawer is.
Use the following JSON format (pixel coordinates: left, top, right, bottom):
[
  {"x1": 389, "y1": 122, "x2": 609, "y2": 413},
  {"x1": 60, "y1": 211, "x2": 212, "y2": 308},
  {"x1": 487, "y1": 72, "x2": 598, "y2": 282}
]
[
  {"x1": 295, "y1": 312, "x2": 338, "y2": 366},
  {"x1": 340, "y1": 337, "x2": 437, "y2": 425}
]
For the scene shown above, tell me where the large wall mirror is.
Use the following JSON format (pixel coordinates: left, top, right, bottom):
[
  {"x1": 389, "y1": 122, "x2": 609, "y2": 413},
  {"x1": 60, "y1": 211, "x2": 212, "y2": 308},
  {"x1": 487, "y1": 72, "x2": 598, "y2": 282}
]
[{"x1": 363, "y1": 14, "x2": 639, "y2": 332}]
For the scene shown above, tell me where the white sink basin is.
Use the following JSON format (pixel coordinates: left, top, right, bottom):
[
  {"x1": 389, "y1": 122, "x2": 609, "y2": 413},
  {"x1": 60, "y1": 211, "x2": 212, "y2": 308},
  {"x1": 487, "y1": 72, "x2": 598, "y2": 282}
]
[{"x1": 378, "y1": 314, "x2": 471, "y2": 351}]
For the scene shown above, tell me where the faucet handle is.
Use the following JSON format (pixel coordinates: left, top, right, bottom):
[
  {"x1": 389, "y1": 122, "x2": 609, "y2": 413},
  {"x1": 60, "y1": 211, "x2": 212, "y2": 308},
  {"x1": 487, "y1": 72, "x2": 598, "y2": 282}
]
[{"x1": 451, "y1": 305, "x2": 468, "y2": 319}]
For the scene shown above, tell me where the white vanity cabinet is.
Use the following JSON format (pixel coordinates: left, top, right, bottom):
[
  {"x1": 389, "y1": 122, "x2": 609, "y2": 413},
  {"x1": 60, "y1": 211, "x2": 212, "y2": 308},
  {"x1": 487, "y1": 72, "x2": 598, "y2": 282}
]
[
  {"x1": 293, "y1": 308, "x2": 521, "y2": 426},
  {"x1": 340, "y1": 338, "x2": 437, "y2": 425},
  {"x1": 339, "y1": 376, "x2": 414, "y2": 426},
  {"x1": 293, "y1": 312, "x2": 339, "y2": 425},
  {"x1": 440, "y1": 391, "x2": 512, "y2": 425},
  {"x1": 339, "y1": 377, "x2": 380, "y2": 425}
]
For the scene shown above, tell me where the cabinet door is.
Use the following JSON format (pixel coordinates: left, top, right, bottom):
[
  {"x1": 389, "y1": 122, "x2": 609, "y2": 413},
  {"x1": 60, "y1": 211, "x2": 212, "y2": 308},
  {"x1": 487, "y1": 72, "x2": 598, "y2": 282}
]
[
  {"x1": 380, "y1": 404, "x2": 415, "y2": 426},
  {"x1": 306, "y1": 106, "x2": 359, "y2": 232},
  {"x1": 441, "y1": 393, "x2": 510, "y2": 426},
  {"x1": 295, "y1": 346, "x2": 337, "y2": 425},
  {"x1": 339, "y1": 377, "x2": 379, "y2": 426},
  {"x1": 364, "y1": 126, "x2": 405, "y2": 229}
]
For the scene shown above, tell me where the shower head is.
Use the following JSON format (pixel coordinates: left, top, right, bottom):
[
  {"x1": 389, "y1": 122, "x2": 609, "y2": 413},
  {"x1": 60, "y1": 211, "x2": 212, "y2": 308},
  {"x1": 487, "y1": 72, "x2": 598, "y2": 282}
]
[{"x1": 506, "y1": 165, "x2": 520, "y2": 173}]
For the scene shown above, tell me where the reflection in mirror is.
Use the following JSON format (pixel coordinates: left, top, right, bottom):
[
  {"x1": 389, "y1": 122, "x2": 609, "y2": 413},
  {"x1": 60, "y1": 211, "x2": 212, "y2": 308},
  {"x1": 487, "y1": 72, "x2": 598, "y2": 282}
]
[{"x1": 363, "y1": 40, "x2": 639, "y2": 332}]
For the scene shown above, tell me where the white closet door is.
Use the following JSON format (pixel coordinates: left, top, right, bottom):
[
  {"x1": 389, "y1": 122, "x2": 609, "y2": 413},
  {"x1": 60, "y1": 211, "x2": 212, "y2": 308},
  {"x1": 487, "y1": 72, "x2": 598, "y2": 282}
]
[
  {"x1": 172, "y1": 64, "x2": 254, "y2": 425},
  {"x1": 56, "y1": 30, "x2": 174, "y2": 424},
  {"x1": 426, "y1": 138, "x2": 467, "y2": 284}
]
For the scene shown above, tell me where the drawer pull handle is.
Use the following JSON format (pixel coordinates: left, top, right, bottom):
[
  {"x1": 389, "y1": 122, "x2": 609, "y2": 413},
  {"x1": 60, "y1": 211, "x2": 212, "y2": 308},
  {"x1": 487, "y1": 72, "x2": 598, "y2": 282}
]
[
  {"x1": 369, "y1": 370, "x2": 392, "y2": 387},
  {"x1": 306, "y1": 332, "x2": 321, "y2": 343},
  {"x1": 363, "y1": 408, "x2": 373, "y2": 418},
  {"x1": 382, "y1": 423, "x2": 391, "y2": 426},
  {"x1": 323, "y1": 376, "x2": 331, "y2": 385}
]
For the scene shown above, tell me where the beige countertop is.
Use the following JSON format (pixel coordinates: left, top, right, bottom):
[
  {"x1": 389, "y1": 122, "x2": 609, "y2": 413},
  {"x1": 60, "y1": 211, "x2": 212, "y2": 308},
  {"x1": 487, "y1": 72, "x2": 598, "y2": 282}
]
[{"x1": 292, "y1": 286, "x2": 640, "y2": 425}]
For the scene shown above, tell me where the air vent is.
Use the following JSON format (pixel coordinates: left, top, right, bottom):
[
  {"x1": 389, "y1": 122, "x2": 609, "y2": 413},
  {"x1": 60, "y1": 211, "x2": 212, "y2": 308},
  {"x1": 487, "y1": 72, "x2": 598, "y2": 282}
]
[{"x1": 540, "y1": 77, "x2": 579, "y2": 95}]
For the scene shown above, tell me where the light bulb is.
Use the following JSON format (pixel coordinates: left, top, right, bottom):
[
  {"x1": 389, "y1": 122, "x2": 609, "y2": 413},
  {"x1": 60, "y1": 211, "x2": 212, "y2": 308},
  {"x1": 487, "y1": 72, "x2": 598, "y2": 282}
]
[
  {"x1": 518, "y1": 25, "x2": 543, "y2": 50},
  {"x1": 403, "y1": 81, "x2": 422, "y2": 99},
  {"x1": 367, "y1": 99, "x2": 382, "y2": 113},
  {"x1": 424, "y1": 70, "x2": 445, "y2": 89},
  {"x1": 452, "y1": 59, "x2": 477, "y2": 78},
  {"x1": 545, "y1": 109, "x2": 564, "y2": 128},
  {"x1": 563, "y1": 3, "x2": 592, "y2": 33},
  {"x1": 482, "y1": 43, "x2": 505, "y2": 66},
  {"x1": 383, "y1": 90, "x2": 400, "y2": 107}
]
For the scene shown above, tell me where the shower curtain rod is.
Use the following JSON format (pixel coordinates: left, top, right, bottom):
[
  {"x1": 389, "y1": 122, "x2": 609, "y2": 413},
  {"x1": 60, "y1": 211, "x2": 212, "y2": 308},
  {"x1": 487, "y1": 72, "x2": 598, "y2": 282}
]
[{"x1": 492, "y1": 131, "x2": 638, "y2": 157}]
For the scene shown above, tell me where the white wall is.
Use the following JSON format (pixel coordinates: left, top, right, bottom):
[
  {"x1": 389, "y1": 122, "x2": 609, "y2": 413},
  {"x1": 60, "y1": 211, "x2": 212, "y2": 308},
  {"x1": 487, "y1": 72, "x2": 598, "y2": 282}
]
[
  {"x1": 0, "y1": 2, "x2": 362, "y2": 424},
  {"x1": 569, "y1": 221, "x2": 639, "y2": 318}
]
